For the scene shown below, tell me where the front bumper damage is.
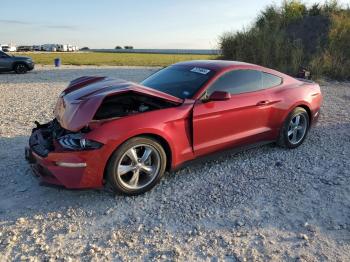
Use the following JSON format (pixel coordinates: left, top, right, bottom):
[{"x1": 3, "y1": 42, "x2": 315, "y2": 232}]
[{"x1": 25, "y1": 120, "x2": 104, "y2": 189}]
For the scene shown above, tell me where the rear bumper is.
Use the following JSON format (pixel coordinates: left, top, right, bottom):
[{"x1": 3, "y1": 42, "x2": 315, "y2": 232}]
[{"x1": 25, "y1": 126, "x2": 105, "y2": 189}]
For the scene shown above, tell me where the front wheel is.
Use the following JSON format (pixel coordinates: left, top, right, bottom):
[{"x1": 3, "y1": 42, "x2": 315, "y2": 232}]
[
  {"x1": 277, "y1": 107, "x2": 309, "y2": 148},
  {"x1": 14, "y1": 63, "x2": 28, "y2": 74},
  {"x1": 106, "y1": 137, "x2": 167, "y2": 195}
]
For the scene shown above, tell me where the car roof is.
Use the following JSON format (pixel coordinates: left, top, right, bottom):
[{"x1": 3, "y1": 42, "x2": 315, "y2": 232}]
[
  {"x1": 174, "y1": 60, "x2": 294, "y2": 81},
  {"x1": 173, "y1": 60, "x2": 259, "y2": 71}
]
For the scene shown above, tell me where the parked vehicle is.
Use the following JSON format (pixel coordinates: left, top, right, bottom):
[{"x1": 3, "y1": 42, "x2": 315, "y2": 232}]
[
  {"x1": 17, "y1": 45, "x2": 34, "y2": 52},
  {"x1": 15, "y1": 43, "x2": 78, "y2": 52},
  {"x1": 33, "y1": 45, "x2": 41, "y2": 51},
  {"x1": 0, "y1": 45, "x2": 9, "y2": 52},
  {"x1": 25, "y1": 60, "x2": 322, "y2": 195},
  {"x1": 0, "y1": 50, "x2": 34, "y2": 73},
  {"x1": 42, "y1": 44, "x2": 57, "y2": 52},
  {"x1": 67, "y1": 44, "x2": 76, "y2": 52},
  {"x1": 0, "y1": 44, "x2": 16, "y2": 52},
  {"x1": 57, "y1": 44, "x2": 68, "y2": 52}
]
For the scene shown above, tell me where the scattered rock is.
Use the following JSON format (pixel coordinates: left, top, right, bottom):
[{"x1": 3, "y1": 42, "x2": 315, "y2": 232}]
[
  {"x1": 299, "y1": 234, "x2": 309, "y2": 241},
  {"x1": 275, "y1": 161, "x2": 283, "y2": 167}
]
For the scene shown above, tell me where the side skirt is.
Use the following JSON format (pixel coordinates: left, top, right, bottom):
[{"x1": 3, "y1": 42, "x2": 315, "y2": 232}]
[{"x1": 172, "y1": 140, "x2": 275, "y2": 172}]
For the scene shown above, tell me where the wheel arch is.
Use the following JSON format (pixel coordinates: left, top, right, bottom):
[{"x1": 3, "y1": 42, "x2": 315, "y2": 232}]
[
  {"x1": 137, "y1": 133, "x2": 172, "y2": 171},
  {"x1": 12, "y1": 61, "x2": 28, "y2": 70},
  {"x1": 294, "y1": 104, "x2": 312, "y2": 125},
  {"x1": 277, "y1": 103, "x2": 312, "y2": 148},
  {"x1": 283, "y1": 103, "x2": 312, "y2": 126}
]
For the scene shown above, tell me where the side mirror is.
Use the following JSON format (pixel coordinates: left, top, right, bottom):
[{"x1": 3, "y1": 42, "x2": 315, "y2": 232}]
[{"x1": 208, "y1": 91, "x2": 231, "y2": 101}]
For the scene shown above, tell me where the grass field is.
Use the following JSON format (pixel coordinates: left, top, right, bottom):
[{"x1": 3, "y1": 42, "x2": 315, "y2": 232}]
[{"x1": 15, "y1": 52, "x2": 218, "y2": 66}]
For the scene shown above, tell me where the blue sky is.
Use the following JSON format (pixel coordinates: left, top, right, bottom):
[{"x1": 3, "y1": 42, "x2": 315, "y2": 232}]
[{"x1": 1, "y1": 0, "x2": 348, "y2": 49}]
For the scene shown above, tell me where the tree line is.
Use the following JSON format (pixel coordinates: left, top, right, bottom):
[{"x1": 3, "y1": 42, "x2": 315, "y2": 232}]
[{"x1": 220, "y1": 0, "x2": 350, "y2": 79}]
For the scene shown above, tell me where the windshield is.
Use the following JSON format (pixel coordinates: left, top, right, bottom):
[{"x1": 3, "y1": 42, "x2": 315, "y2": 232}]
[{"x1": 141, "y1": 65, "x2": 215, "y2": 99}]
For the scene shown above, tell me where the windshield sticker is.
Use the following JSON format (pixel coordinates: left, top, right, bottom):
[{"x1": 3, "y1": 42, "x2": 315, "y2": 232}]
[
  {"x1": 183, "y1": 91, "x2": 190, "y2": 97},
  {"x1": 190, "y1": 67, "x2": 211, "y2": 75}
]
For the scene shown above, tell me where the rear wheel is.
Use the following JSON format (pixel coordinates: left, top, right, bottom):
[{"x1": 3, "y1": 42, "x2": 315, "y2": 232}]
[
  {"x1": 106, "y1": 137, "x2": 167, "y2": 195},
  {"x1": 14, "y1": 63, "x2": 28, "y2": 74},
  {"x1": 277, "y1": 107, "x2": 309, "y2": 148}
]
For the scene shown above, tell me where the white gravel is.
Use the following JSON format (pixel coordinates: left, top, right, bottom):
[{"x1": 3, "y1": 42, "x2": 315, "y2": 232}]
[{"x1": 0, "y1": 66, "x2": 349, "y2": 261}]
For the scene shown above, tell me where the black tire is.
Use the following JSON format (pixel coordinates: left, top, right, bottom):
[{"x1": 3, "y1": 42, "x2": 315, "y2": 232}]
[
  {"x1": 14, "y1": 63, "x2": 28, "y2": 74},
  {"x1": 106, "y1": 136, "x2": 167, "y2": 195},
  {"x1": 277, "y1": 107, "x2": 309, "y2": 149}
]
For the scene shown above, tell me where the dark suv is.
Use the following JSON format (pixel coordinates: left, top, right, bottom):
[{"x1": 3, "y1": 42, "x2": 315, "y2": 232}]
[{"x1": 0, "y1": 50, "x2": 35, "y2": 74}]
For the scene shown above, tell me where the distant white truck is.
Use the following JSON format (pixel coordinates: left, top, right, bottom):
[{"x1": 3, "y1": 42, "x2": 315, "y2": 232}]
[
  {"x1": 42, "y1": 44, "x2": 57, "y2": 52},
  {"x1": 0, "y1": 44, "x2": 16, "y2": 52},
  {"x1": 66, "y1": 45, "x2": 79, "y2": 52},
  {"x1": 57, "y1": 44, "x2": 68, "y2": 52}
]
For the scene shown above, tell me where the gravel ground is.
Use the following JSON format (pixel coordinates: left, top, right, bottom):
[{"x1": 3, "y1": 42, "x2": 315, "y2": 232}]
[{"x1": 0, "y1": 66, "x2": 349, "y2": 261}]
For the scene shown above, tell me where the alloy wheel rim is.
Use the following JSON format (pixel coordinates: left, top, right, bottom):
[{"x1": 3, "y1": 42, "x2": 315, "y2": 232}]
[
  {"x1": 17, "y1": 64, "x2": 26, "y2": 73},
  {"x1": 287, "y1": 114, "x2": 307, "y2": 145},
  {"x1": 116, "y1": 144, "x2": 161, "y2": 190}
]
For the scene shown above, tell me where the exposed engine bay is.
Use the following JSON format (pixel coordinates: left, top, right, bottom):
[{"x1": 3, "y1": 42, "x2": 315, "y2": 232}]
[
  {"x1": 29, "y1": 92, "x2": 178, "y2": 157},
  {"x1": 93, "y1": 92, "x2": 177, "y2": 120}
]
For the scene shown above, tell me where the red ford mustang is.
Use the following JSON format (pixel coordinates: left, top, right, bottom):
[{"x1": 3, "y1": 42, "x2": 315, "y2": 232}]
[{"x1": 25, "y1": 60, "x2": 322, "y2": 195}]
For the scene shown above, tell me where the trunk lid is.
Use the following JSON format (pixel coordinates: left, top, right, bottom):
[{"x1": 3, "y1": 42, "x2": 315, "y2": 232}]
[{"x1": 54, "y1": 76, "x2": 183, "y2": 131}]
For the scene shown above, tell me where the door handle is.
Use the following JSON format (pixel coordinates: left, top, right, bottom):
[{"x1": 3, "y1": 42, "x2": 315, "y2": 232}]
[{"x1": 256, "y1": 100, "x2": 270, "y2": 106}]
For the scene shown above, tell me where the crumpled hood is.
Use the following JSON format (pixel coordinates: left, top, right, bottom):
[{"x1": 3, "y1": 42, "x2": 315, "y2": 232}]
[{"x1": 54, "y1": 76, "x2": 183, "y2": 132}]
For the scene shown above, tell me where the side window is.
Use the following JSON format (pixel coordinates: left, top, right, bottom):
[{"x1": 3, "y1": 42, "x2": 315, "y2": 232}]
[
  {"x1": 208, "y1": 70, "x2": 262, "y2": 95},
  {"x1": 262, "y1": 72, "x2": 282, "y2": 88}
]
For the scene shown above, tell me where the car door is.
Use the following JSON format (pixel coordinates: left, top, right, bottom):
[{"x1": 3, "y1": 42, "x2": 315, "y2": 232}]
[
  {"x1": 192, "y1": 69, "x2": 275, "y2": 157},
  {"x1": 0, "y1": 51, "x2": 11, "y2": 70}
]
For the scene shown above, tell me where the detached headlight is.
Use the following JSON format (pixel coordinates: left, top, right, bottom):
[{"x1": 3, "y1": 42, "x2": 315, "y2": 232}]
[{"x1": 58, "y1": 134, "x2": 103, "y2": 151}]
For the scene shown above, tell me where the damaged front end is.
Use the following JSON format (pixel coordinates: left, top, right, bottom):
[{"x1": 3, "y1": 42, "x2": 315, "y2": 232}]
[
  {"x1": 27, "y1": 119, "x2": 70, "y2": 159},
  {"x1": 26, "y1": 119, "x2": 102, "y2": 161},
  {"x1": 25, "y1": 76, "x2": 183, "y2": 188},
  {"x1": 25, "y1": 119, "x2": 106, "y2": 188}
]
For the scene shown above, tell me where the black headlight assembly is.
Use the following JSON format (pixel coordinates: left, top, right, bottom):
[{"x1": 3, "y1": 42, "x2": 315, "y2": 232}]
[{"x1": 58, "y1": 134, "x2": 103, "y2": 151}]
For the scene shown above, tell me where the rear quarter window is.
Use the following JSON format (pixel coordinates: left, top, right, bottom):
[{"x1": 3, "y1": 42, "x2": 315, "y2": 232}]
[{"x1": 262, "y1": 73, "x2": 282, "y2": 88}]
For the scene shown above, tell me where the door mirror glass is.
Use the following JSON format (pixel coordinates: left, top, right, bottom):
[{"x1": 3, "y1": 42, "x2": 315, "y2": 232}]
[{"x1": 208, "y1": 91, "x2": 231, "y2": 101}]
